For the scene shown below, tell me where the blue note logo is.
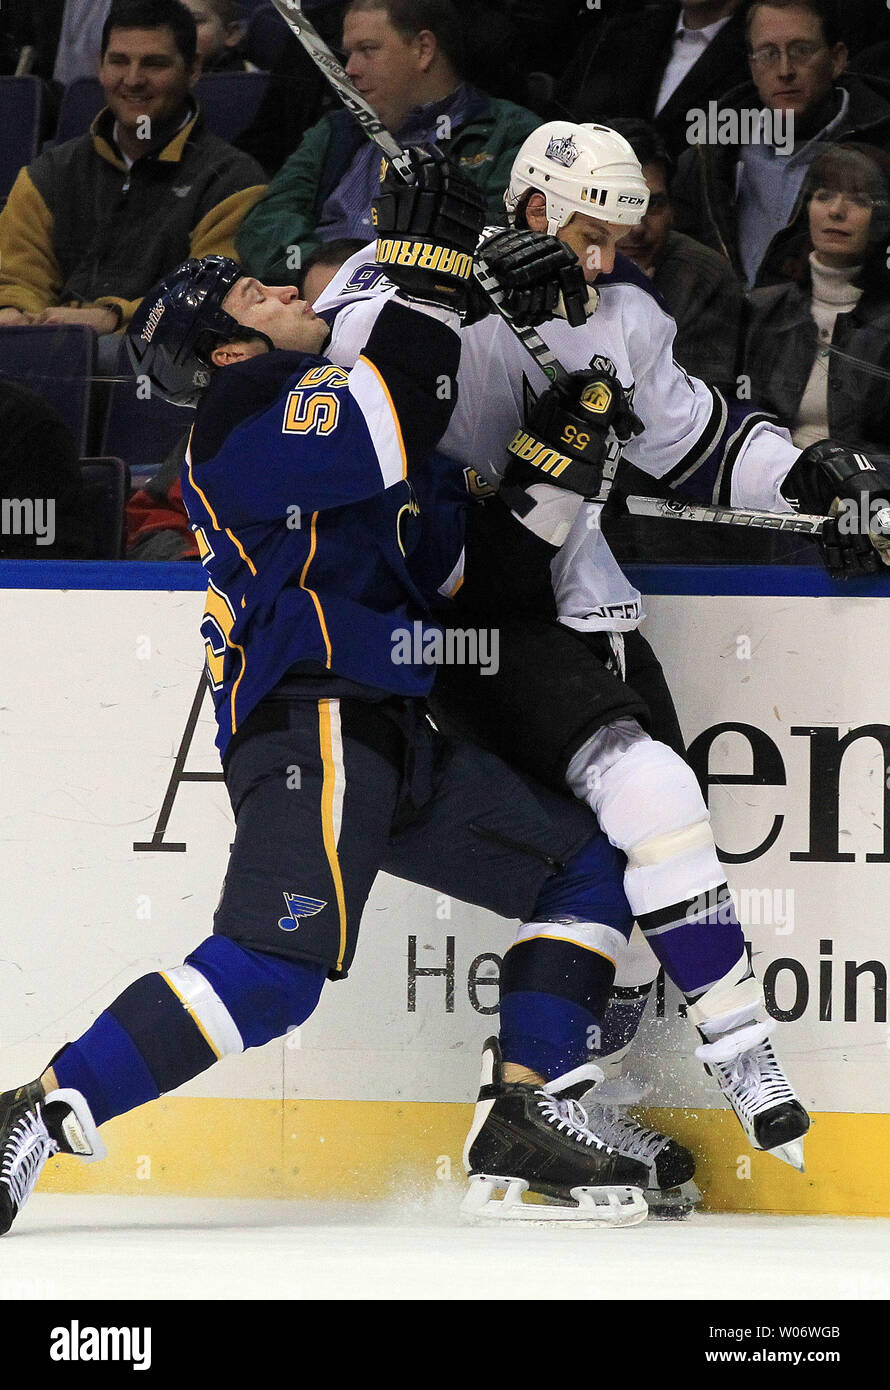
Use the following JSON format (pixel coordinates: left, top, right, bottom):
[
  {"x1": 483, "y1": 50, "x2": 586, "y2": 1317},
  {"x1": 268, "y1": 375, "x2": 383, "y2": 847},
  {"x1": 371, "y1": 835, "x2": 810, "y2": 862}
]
[{"x1": 278, "y1": 892, "x2": 327, "y2": 931}]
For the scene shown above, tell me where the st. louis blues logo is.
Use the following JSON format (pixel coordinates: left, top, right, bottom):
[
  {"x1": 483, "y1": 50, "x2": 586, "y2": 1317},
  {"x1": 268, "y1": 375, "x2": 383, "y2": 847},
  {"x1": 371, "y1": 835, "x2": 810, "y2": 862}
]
[
  {"x1": 545, "y1": 134, "x2": 579, "y2": 168},
  {"x1": 278, "y1": 892, "x2": 327, "y2": 931}
]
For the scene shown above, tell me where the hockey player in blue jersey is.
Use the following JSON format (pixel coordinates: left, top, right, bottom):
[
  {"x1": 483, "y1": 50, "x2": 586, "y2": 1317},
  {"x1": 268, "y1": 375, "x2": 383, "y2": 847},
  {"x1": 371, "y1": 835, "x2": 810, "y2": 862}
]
[{"x1": 0, "y1": 146, "x2": 664, "y2": 1232}]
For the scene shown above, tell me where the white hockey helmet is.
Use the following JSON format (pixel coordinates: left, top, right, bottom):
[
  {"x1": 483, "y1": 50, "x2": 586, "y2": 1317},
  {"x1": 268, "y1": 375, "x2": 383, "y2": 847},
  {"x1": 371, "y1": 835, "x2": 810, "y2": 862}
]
[{"x1": 505, "y1": 121, "x2": 650, "y2": 233}]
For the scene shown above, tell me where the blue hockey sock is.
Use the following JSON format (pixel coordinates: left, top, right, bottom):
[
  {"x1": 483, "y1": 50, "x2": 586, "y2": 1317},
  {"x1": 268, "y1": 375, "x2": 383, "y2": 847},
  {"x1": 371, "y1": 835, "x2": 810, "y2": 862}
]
[
  {"x1": 590, "y1": 982, "x2": 654, "y2": 1066},
  {"x1": 499, "y1": 830, "x2": 632, "y2": 1079},
  {"x1": 51, "y1": 937, "x2": 326, "y2": 1126},
  {"x1": 498, "y1": 934, "x2": 617, "y2": 1081}
]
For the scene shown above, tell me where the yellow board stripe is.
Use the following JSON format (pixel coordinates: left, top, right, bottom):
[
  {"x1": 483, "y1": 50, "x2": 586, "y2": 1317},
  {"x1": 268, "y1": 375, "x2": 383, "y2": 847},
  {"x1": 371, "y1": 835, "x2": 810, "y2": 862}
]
[
  {"x1": 38, "y1": 1101, "x2": 890, "y2": 1216},
  {"x1": 317, "y1": 699, "x2": 348, "y2": 973},
  {"x1": 158, "y1": 972, "x2": 222, "y2": 1060},
  {"x1": 299, "y1": 512, "x2": 333, "y2": 667},
  {"x1": 358, "y1": 354, "x2": 407, "y2": 480}
]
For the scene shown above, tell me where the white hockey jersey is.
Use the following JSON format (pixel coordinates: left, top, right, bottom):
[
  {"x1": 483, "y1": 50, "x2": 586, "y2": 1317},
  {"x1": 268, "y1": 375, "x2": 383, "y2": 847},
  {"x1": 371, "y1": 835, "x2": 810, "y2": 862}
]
[{"x1": 318, "y1": 245, "x2": 801, "y2": 632}]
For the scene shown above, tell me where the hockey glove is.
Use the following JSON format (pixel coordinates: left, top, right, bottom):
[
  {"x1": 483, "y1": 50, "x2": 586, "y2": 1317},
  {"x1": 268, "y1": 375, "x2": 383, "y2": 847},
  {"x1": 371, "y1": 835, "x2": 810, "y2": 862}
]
[
  {"x1": 471, "y1": 228, "x2": 590, "y2": 328},
  {"x1": 372, "y1": 144, "x2": 486, "y2": 313},
  {"x1": 501, "y1": 365, "x2": 644, "y2": 509},
  {"x1": 780, "y1": 439, "x2": 890, "y2": 578}
]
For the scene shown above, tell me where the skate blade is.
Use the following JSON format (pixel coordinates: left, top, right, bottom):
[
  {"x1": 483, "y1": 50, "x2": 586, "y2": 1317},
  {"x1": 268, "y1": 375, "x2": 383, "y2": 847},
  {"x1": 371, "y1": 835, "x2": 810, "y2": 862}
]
[
  {"x1": 460, "y1": 1175, "x2": 648, "y2": 1227},
  {"x1": 645, "y1": 1179, "x2": 702, "y2": 1220},
  {"x1": 765, "y1": 1137, "x2": 806, "y2": 1172}
]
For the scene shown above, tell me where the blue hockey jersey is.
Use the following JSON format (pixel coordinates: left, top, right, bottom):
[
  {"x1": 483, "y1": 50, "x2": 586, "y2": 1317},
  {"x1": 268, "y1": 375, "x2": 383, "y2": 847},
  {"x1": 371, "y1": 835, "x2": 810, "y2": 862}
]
[{"x1": 182, "y1": 297, "x2": 465, "y2": 757}]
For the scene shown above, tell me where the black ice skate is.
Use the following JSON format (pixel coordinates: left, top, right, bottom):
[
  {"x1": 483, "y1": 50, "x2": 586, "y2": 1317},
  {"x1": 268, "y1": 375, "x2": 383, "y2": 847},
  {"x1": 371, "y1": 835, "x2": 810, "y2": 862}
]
[
  {"x1": 582, "y1": 1077, "x2": 701, "y2": 1219},
  {"x1": 0, "y1": 1079, "x2": 106, "y2": 1235},
  {"x1": 461, "y1": 1038, "x2": 649, "y2": 1225},
  {"x1": 695, "y1": 1021, "x2": 810, "y2": 1170}
]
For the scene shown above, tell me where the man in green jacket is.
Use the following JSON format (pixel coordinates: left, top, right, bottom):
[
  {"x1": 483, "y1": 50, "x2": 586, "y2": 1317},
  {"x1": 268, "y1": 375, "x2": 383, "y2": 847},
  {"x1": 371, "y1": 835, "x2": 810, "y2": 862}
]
[
  {"x1": 0, "y1": 0, "x2": 266, "y2": 343},
  {"x1": 236, "y1": 0, "x2": 540, "y2": 284}
]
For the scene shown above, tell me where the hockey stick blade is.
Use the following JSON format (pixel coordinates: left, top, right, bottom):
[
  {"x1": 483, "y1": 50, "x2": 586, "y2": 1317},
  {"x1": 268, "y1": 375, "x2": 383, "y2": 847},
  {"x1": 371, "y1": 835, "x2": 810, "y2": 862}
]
[{"x1": 267, "y1": 0, "x2": 414, "y2": 181}]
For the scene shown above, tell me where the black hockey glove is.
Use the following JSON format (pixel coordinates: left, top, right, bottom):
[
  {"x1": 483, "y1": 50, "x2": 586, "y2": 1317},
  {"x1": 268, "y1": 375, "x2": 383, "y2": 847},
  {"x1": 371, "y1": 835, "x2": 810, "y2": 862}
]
[
  {"x1": 372, "y1": 144, "x2": 486, "y2": 313},
  {"x1": 470, "y1": 228, "x2": 589, "y2": 328},
  {"x1": 501, "y1": 365, "x2": 644, "y2": 511},
  {"x1": 780, "y1": 439, "x2": 890, "y2": 578}
]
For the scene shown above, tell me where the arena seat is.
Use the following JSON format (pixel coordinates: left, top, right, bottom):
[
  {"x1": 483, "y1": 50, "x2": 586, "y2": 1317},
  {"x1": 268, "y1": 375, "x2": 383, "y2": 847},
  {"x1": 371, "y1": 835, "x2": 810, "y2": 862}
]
[
  {"x1": 52, "y1": 76, "x2": 104, "y2": 144},
  {"x1": 80, "y1": 457, "x2": 131, "y2": 559},
  {"x1": 52, "y1": 71, "x2": 270, "y2": 144},
  {"x1": 0, "y1": 76, "x2": 44, "y2": 202},
  {"x1": 192, "y1": 70, "x2": 270, "y2": 142},
  {"x1": 242, "y1": 5, "x2": 291, "y2": 71},
  {"x1": 0, "y1": 325, "x2": 95, "y2": 455},
  {"x1": 101, "y1": 340, "x2": 192, "y2": 489}
]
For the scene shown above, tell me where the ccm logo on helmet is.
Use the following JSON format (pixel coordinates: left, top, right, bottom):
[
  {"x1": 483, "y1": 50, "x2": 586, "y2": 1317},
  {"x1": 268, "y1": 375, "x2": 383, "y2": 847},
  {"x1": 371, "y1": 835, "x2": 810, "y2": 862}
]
[
  {"x1": 140, "y1": 299, "x2": 166, "y2": 343},
  {"x1": 617, "y1": 194, "x2": 646, "y2": 206}
]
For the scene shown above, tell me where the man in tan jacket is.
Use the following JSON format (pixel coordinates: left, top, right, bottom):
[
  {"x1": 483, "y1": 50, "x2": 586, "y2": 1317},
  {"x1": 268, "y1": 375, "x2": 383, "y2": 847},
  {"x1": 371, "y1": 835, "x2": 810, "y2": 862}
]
[{"x1": 0, "y1": 0, "x2": 266, "y2": 343}]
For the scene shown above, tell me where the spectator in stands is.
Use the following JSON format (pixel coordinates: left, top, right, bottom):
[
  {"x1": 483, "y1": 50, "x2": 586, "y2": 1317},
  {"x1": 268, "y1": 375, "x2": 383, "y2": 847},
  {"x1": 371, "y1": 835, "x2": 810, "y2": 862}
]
[
  {"x1": 672, "y1": 0, "x2": 890, "y2": 287},
  {"x1": 558, "y1": 1, "x2": 750, "y2": 164},
  {"x1": 607, "y1": 118, "x2": 742, "y2": 387},
  {"x1": 0, "y1": 1, "x2": 111, "y2": 84},
  {"x1": 236, "y1": 0, "x2": 539, "y2": 283},
  {"x1": 0, "y1": 381, "x2": 90, "y2": 559},
  {"x1": 181, "y1": 0, "x2": 251, "y2": 72},
  {"x1": 0, "y1": 0, "x2": 266, "y2": 364},
  {"x1": 744, "y1": 144, "x2": 890, "y2": 455}
]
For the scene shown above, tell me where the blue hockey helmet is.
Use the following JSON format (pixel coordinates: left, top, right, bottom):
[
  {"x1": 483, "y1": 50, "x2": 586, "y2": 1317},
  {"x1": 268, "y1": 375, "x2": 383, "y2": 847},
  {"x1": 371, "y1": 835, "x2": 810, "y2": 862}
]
[{"x1": 127, "y1": 256, "x2": 248, "y2": 407}]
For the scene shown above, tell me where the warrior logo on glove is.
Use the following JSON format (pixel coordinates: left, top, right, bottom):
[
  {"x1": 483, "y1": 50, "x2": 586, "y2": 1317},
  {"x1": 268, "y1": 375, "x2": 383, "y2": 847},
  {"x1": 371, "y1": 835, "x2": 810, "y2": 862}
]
[
  {"x1": 579, "y1": 381, "x2": 613, "y2": 416},
  {"x1": 372, "y1": 144, "x2": 486, "y2": 312}
]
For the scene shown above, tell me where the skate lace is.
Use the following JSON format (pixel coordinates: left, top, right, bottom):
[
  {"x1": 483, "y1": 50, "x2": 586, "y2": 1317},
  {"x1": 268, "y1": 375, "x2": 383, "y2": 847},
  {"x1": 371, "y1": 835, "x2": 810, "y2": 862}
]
[
  {"x1": 536, "y1": 1091, "x2": 611, "y2": 1151},
  {"x1": 589, "y1": 1105, "x2": 669, "y2": 1163},
  {"x1": 1, "y1": 1107, "x2": 58, "y2": 1211},
  {"x1": 722, "y1": 1039, "x2": 794, "y2": 1115}
]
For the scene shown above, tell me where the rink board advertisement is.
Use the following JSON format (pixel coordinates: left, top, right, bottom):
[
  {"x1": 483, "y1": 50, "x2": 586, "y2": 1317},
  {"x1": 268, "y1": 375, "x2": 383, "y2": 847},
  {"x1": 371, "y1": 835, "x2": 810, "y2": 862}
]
[{"x1": 1, "y1": 562, "x2": 889, "y2": 1215}]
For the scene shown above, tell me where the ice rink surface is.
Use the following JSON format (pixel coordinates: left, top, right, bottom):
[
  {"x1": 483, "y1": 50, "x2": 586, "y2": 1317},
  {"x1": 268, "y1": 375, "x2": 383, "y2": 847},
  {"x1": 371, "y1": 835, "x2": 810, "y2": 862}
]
[{"x1": 4, "y1": 1193, "x2": 889, "y2": 1301}]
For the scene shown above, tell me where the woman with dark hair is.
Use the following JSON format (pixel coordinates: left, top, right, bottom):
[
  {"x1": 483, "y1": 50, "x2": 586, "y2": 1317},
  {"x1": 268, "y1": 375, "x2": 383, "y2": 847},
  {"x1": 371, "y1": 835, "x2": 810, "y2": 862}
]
[{"x1": 744, "y1": 143, "x2": 890, "y2": 454}]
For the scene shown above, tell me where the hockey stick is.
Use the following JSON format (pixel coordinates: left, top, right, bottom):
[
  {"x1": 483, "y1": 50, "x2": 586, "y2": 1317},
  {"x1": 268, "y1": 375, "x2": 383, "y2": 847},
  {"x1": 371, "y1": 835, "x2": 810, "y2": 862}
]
[{"x1": 625, "y1": 495, "x2": 828, "y2": 534}]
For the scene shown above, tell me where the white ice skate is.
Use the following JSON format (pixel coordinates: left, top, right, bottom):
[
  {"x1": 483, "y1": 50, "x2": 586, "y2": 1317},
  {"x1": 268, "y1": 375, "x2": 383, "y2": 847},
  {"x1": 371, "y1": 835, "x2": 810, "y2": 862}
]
[
  {"x1": 695, "y1": 1021, "x2": 809, "y2": 1171},
  {"x1": 687, "y1": 965, "x2": 809, "y2": 1171}
]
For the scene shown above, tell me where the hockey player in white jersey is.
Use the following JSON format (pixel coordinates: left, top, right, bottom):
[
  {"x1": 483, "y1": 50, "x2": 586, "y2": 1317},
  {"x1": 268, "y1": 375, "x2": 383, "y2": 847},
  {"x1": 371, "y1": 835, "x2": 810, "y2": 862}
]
[{"x1": 312, "y1": 119, "x2": 890, "y2": 1212}]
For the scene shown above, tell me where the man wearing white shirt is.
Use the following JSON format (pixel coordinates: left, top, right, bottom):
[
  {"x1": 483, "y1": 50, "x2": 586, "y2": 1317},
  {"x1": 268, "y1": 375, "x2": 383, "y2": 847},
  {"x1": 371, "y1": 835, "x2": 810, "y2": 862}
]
[
  {"x1": 558, "y1": 0, "x2": 748, "y2": 162},
  {"x1": 53, "y1": 0, "x2": 113, "y2": 86},
  {"x1": 654, "y1": 1, "x2": 741, "y2": 113}
]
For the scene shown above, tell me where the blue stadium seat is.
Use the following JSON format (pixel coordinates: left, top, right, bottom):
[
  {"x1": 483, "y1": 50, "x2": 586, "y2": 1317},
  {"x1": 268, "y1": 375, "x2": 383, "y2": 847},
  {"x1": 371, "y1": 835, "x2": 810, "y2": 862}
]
[
  {"x1": 53, "y1": 72, "x2": 270, "y2": 146},
  {"x1": 52, "y1": 76, "x2": 105, "y2": 145},
  {"x1": 80, "y1": 457, "x2": 131, "y2": 559},
  {"x1": 101, "y1": 340, "x2": 192, "y2": 489},
  {"x1": 0, "y1": 76, "x2": 44, "y2": 201},
  {"x1": 242, "y1": 5, "x2": 291, "y2": 70},
  {"x1": 0, "y1": 325, "x2": 95, "y2": 455},
  {"x1": 194, "y1": 70, "x2": 270, "y2": 142}
]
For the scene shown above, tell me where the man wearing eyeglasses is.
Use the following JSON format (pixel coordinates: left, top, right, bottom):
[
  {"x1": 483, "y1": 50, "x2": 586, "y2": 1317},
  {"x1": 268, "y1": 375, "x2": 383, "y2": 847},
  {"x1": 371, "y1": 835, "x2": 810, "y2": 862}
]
[{"x1": 672, "y1": 0, "x2": 890, "y2": 287}]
